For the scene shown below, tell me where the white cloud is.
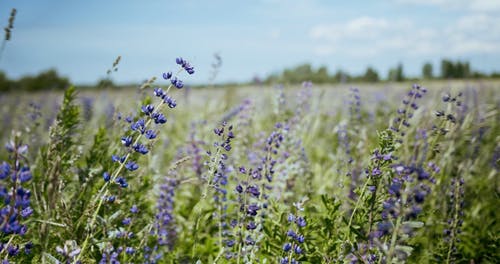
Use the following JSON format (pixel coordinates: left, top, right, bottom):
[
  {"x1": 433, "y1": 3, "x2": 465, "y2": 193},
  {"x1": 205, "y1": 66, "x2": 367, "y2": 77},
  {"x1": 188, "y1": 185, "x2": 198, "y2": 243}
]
[
  {"x1": 309, "y1": 14, "x2": 500, "y2": 57},
  {"x1": 310, "y1": 17, "x2": 391, "y2": 42},
  {"x1": 393, "y1": 0, "x2": 500, "y2": 12}
]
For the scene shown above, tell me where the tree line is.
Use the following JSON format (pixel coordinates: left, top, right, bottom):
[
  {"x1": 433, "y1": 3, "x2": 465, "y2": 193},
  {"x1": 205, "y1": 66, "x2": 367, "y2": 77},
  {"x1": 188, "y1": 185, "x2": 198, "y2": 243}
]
[
  {"x1": 0, "y1": 69, "x2": 70, "y2": 92},
  {"x1": 263, "y1": 59, "x2": 500, "y2": 84},
  {"x1": 1, "y1": 59, "x2": 499, "y2": 91}
]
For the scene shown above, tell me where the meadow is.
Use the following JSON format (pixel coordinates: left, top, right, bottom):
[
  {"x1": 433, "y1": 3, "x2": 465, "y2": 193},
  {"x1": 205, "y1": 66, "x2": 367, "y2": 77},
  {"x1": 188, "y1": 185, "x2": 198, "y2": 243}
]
[{"x1": 0, "y1": 59, "x2": 499, "y2": 264}]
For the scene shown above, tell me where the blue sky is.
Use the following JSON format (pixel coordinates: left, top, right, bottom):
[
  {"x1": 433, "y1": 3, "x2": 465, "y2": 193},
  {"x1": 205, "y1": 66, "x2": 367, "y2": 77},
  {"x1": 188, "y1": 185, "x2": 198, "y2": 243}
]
[{"x1": 0, "y1": 0, "x2": 499, "y2": 85}]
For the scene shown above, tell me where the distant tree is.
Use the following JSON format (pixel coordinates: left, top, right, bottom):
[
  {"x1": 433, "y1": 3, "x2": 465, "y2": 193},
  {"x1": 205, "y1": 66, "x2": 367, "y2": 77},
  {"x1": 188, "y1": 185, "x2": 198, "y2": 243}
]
[
  {"x1": 441, "y1": 59, "x2": 471, "y2": 79},
  {"x1": 471, "y1": 71, "x2": 486, "y2": 79},
  {"x1": 334, "y1": 69, "x2": 350, "y2": 83},
  {"x1": 490, "y1": 72, "x2": 500, "y2": 78},
  {"x1": 0, "y1": 71, "x2": 12, "y2": 91},
  {"x1": 388, "y1": 63, "x2": 405, "y2": 82},
  {"x1": 363, "y1": 66, "x2": 379, "y2": 82},
  {"x1": 422, "y1": 62, "x2": 433, "y2": 79},
  {"x1": 283, "y1": 63, "x2": 313, "y2": 83},
  {"x1": 17, "y1": 69, "x2": 70, "y2": 91},
  {"x1": 441, "y1": 59, "x2": 453, "y2": 78},
  {"x1": 313, "y1": 66, "x2": 329, "y2": 83},
  {"x1": 96, "y1": 78, "x2": 115, "y2": 88}
]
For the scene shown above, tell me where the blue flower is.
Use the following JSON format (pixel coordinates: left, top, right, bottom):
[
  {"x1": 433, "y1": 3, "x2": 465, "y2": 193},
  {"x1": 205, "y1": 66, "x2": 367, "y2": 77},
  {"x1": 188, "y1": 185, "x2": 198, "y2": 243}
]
[
  {"x1": 246, "y1": 221, "x2": 257, "y2": 230},
  {"x1": 122, "y1": 217, "x2": 131, "y2": 226},
  {"x1": 141, "y1": 104, "x2": 155, "y2": 116},
  {"x1": 125, "y1": 247, "x2": 135, "y2": 255},
  {"x1": 0, "y1": 162, "x2": 10, "y2": 179},
  {"x1": 130, "y1": 205, "x2": 139, "y2": 214},
  {"x1": 283, "y1": 243, "x2": 292, "y2": 252},
  {"x1": 125, "y1": 161, "x2": 139, "y2": 171},
  {"x1": 175, "y1": 57, "x2": 195, "y2": 74},
  {"x1": 295, "y1": 217, "x2": 306, "y2": 228},
  {"x1": 162, "y1": 72, "x2": 172, "y2": 80},
  {"x1": 133, "y1": 143, "x2": 149, "y2": 155},
  {"x1": 294, "y1": 245, "x2": 303, "y2": 254},
  {"x1": 154, "y1": 87, "x2": 165, "y2": 97},
  {"x1": 111, "y1": 155, "x2": 126, "y2": 163},
  {"x1": 131, "y1": 119, "x2": 146, "y2": 133},
  {"x1": 20, "y1": 207, "x2": 33, "y2": 218},
  {"x1": 103, "y1": 172, "x2": 111, "y2": 182},
  {"x1": 246, "y1": 185, "x2": 260, "y2": 197},
  {"x1": 19, "y1": 167, "x2": 32, "y2": 183},
  {"x1": 121, "y1": 136, "x2": 133, "y2": 147},
  {"x1": 170, "y1": 77, "x2": 178, "y2": 86},
  {"x1": 152, "y1": 113, "x2": 167, "y2": 124},
  {"x1": 163, "y1": 96, "x2": 177, "y2": 108},
  {"x1": 115, "y1": 177, "x2": 128, "y2": 188},
  {"x1": 174, "y1": 80, "x2": 184, "y2": 89},
  {"x1": 145, "y1": 130, "x2": 157, "y2": 139}
]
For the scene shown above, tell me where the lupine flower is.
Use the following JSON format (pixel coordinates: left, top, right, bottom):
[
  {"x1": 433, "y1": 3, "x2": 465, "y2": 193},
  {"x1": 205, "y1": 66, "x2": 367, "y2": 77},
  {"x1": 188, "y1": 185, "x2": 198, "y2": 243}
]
[
  {"x1": 175, "y1": 57, "x2": 195, "y2": 74},
  {"x1": 133, "y1": 143, "x2": 149, "y2": 155},
  {"x1": 162, "y1": 72, "x2": 172, "y2": 80},
  {"x1": 0, "y1": 138, "x2": 34, "y2": 260},
  {"x1": 141, "y1": 104, "x2": 155, "y2": 116},
  {"x1": 56, "y1": 241, "x2": 82, "y2": 264},
  {"x1": 152, "y1": 112, "x2": 167, "y2": 124},
  {"x1": 443, "y1": 177, "x2": 465, "y2": 263},
  {"x1": 204, "y1": 122, "x2": 237, "y2": 258},
  {"x1": 99, "y1": 246, "x2": 122, "y2": 264},
  {"x1": 389, "y1": 84, "x2": 427, "y2": 139},
  {"x1": 147, "y1": 176, "x2": 177, "y2": 263},
  {"x1": 280, "y1": 210, "x2": 307, "y2": 264},
  {"x1": 121, "y1": 136, "x2": 133, "y2": 147},
  {"x1": 125, "y1": 161, "x2": 139, "y2": 171}
]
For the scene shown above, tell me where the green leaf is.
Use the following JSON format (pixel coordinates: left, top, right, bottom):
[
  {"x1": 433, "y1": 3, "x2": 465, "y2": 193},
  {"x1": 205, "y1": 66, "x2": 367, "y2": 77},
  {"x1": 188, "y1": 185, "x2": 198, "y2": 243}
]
[{"x1": 403, "y1": 221, "x2": 424, "y2": 229}]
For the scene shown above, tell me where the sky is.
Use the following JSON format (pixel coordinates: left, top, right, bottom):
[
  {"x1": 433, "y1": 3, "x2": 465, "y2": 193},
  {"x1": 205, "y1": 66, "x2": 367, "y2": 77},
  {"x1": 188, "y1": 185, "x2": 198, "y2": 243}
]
[{"x1": 0, "y1": 0, "x2": 499, "y2": 85}]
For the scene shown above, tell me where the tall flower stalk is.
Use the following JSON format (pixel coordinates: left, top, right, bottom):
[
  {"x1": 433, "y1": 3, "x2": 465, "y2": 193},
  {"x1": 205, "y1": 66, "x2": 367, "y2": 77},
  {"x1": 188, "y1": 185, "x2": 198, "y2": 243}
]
[
  {"x1": 0, "y1": 132, "x2": 34, "y2": 261},
  {"x1": 74, "y1": 57, "x2": 194, "y2": 262}
]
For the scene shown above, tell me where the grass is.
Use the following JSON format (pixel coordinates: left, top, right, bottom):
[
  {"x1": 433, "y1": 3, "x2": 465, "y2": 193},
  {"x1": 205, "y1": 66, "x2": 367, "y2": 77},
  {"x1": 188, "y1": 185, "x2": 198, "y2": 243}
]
[{"x1": 0, "y1": 76, "x2": 498, "y2": 264}]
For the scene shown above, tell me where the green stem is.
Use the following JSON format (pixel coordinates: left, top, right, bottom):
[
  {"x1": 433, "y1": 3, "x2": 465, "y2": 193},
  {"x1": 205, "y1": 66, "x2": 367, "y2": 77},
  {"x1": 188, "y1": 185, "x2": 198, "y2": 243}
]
[
  {"x1": 445, "y1": 180, "x2": 460, "y2": 264},
  {"x1": 346, "y1": 178, "x2": 370, "y2": 234},
  {"x1": 236, "y1": 172, "x2": 251, "y2": 264},
  {"x1": 386, "y1": 216, "x2": 402, "y2": 263},
  {"x1": 386, "y1": 184, "x2": 408, "y2": 263},
  {"x1": 213, "y1": 247, "x2": 225, "y2": 264},
  {"x1": 74, "y1": 81, "x2": 177, "y2": 263}
]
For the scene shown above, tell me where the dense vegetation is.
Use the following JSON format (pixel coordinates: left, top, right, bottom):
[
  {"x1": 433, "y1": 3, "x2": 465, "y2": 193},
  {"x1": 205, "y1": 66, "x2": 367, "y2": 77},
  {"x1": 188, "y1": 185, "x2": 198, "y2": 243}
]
[
  {"x1": 263, "y1": 59, "x2": 500, "y2": 84},
  {"x1": 2, "y1": 58, "x2": 500, "y2": 92},
  {"x1": 0, "y1": 56, "x2": 498, "y2": 263}
]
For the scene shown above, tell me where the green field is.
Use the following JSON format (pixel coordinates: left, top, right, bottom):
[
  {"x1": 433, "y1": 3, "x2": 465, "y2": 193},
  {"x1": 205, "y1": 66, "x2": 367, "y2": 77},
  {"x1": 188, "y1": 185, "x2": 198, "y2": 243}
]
[{"x1": 0, "y1": 77, "x2": 498, "y2": 263}]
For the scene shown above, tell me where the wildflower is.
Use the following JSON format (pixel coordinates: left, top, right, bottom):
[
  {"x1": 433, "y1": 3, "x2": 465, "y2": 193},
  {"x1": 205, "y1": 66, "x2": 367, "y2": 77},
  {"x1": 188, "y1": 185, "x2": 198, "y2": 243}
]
[
  {"x1": 77, "y1": 57, "x2": 194, "y2": 262},
  {"x1": 56, "y1": 241, "x2": 82, "y2": 263},
  {"x1": 176, "y1": 57, "x2": 195, "y2": 74},
  {"x1": 145, "y1": 129, "x2": 157, "y2": 139},
  {"x1": 121, "y1": 136, "x2": 133, "y2": 147},
  {"x1": 153, "y1": 176, "x2": 177, "y2": 251},
  {"x1": 281, "y1": 211, "x2": 306, "y2": 264},
  {"x1": 125, "y1": 161, "x2": 139, "y2": 171},
  {"x1": 133, "y1": 143, "x2": 149, "y2": 155},
  {"x1": 163, "y1": 96, "x2": 177, "y2": 108},
  {"x1": 0, "y1": 137, "x2": 34, "y2": 260},
  {"x1": 175, "y1": 79, "x2": 184, "y2": 89},
  {"x1": 130, "y1": 205, "x2": 138, "y2": 214},
  {"x1": 141, "y1": 104, "x2": 155, "y2": 116},
  {"x1": 152, "y1": 112, "x2": 167, "y2": 124},
  {"x1": 162, "y1": 72, "x2": 172, "y2": 80}
]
